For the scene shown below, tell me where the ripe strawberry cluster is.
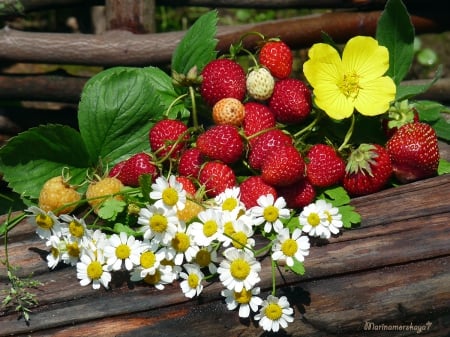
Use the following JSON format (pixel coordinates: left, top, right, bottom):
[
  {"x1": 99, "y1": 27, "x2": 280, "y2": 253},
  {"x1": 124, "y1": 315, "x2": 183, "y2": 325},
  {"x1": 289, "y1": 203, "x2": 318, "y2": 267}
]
[{"x1": 103, "y1": 38, "x2": 440, "y2": 211}]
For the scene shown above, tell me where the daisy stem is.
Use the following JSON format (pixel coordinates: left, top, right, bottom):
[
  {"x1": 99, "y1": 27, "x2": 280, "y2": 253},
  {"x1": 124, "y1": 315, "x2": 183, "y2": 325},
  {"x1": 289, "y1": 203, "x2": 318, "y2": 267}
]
[
  {"x1": 271, "y1": 258, "x2": 277, "y2": 296},
  {"x1": 338, "y1": 114, "x2": 356, "y2": 152}
]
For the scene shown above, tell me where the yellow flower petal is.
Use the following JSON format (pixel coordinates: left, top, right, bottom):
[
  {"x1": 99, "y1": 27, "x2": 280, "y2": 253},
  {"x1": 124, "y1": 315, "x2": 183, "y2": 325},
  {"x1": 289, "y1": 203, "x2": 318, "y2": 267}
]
[
  {"x1": 354, "y1": 76, "x2": 397, "y2": 116},
  {"x1": 314, "y1": 85, "x2": 354, "y2": 120},
  {"x1": 303, "y1": 43, "x2": 342, "y2": 88}
]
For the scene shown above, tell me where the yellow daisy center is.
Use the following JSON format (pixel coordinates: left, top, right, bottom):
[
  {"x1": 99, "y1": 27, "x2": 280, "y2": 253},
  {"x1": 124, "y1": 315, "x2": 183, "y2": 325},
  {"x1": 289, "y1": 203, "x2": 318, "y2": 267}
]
[
  {"x1": 223, "y1": 221, "x2": 235, "y2": 237},
  {"x1": 263, "y1": 205, "x2": 279, "y2": 222},
  {"x1": 171, "y1": 232, "x2": 190, "y2": 253},
  {"x1": 234, "y1": 288, "x2": 252, "y2": 304},
  {"x1": 339, "y1": 71, "x2": 360, "y2": 99},
  {"x1": 281, "y1": 238, "x2": 298, "y2": 257},
  {"x1": 140, "y1": 251, "x2": 156, "y2": 269},
  {"x1": 149, "y1": 214, "x2": 168, "y2": 233},
  {"x1": 69, "y1": 220, "x2": 84, "y2": 238},
  {"x1": 50, "y1": 247, "x2": 59, "y2": 257},
  {"x1": 265, "y1": 302, "x2": 283, "y2": 320},
  {"x1": 195, "y1": 249, "x2": 211, "y2": 268},
  {"x1": 230, "y1": 258, "x2": 250, "y2": 280},
  {"x1": 66, "y1": 242, "x2": 80, "y2": 258},
  {"x1": 231, "y1": 231, "x2": 247, "y2": 249},
  {"x1": 144, "y1": 270, "x2": 161, "y2": 285},
  {"x1": 307, "y1": 212, "x2": 321, "y2": 227},
  {"x1": 35, "y1": 214, "x2": 53, "y2": 229},
  {"x1": 115, "y1": 244, "x2": 131, "y2": 260},
  {"x1": 187, "y1": 273, "x2": 200, "y2": 289},
  {"x1": 222, "y1": 198, "x2": 238, "y2": 211},
  {"x1": 325, "y1": 211, "x2": 333, "y2": 222},
  {"x1": 203, "y1": 220, "x2": 218, "y2": 237},
  {"x1": 86, "y1": 261, "x2": 103, "y2": 280},
  {"x1": 162, "y1": 187, "x2": 179, "y2": 206}
]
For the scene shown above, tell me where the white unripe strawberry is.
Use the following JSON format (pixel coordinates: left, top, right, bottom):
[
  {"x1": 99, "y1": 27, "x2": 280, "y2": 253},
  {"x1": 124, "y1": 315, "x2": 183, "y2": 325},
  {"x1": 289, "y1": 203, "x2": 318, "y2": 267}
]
[{"x1": 246, "y1": 67, "x2": 275, "y2": 101}]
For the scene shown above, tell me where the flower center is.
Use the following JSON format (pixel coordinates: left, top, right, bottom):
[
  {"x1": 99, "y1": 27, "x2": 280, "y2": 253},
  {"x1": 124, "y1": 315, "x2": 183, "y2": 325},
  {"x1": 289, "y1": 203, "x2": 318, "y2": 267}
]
[
  {"x1": 307, "y1": 213, "x2": 321, "y2": 227},
  {"x1": 281, "y1": 238, "x2": 298, "y2": 257},
  {"x1": 223, "y1": 221, "x2": 235, "y2": 237},
  {"x1": 149, "y1": 214, "x2": 168, "y2": 233},
  {"x1": 144, "y1": 270, "x2": 161, "y2": 285},
  {"x1": 172, "y1": 232, "x2": 191, "y2": 253},
  {"x1": 231, "y1": 231, "x2": 247, "y2": 249},
  {"x1": 188, "y1": 273, "x2": 200, "y2": 289},
  {"x1": 115, "y1": 244, "x2": 131, "y2": 260},
  {"x1": 51, "y1": 247, "x2": 59, "y2": 257},
  {"x1": 66, "y1": 242, "x2": 80, "y2": 258},
  {"x1": 195, "y1": 249, "x2": 211, "y2": 268},
  {"x1": 230, "y1": 258, "x2": 251, "y2": 280},
  {"x1": 325, "y1": 211, "x2": 333, "y2": 223},
  {"x1": 263, "y1": 206, "x2": 279, "y2": 223},
  {"x1": 140, "y1": 251, "x2": 156, "y2": 268},
  {"x1": 203, "y1": 220, "x2": 218, "y2": 237},
  {"x1": 69, "y1": 220, "x2": 84, "y2": 238},
  {"x1": 87, "y1": 261, "x2": 103, "y2": 280},
  {"x1": 265, "y1": 303, "x2": 283, "y2": 321},
  {"x1": 222, "y1": 198, "x2": 238, "y2": 211},
  {"x1": 36, "y1": 214, "x2": 53, "y2": 229},
  {"x1": 339, "y1": 71, "x2": 360, "y2": 99},
  {"x1": 234, "y1": 288, "x2": 252, "y2": 304},
  {"x1": 162, "y1": 187, "x2": 179, "y2": 206}
]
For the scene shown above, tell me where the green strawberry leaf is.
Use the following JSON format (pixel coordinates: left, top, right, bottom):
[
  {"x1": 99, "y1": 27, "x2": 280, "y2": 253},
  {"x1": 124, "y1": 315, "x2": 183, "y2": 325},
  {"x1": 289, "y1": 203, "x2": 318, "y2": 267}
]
[
  {"x1": 171, "y1": 10, "x2": 218, "y2": 75},
  {"x1": 97, "y1": 198, "x2": 127, "y2": 221},
  {"x1": 438, "y1": 159, "x2": 450, "y2": 175},
  {"x1": 113, "y1": 222, "x2": 140, "y2": 237},
  {"x1": 395, "y1": 65, "x2": 442, "y2": 101},
  {"x1": 319, "y1": 186, "x2": 350, "y2": 207},
  {"x1": 0, "y1": 124, "x2": 90, "y2": 199},
  {"x1": 78, "y1": 67, "x2": 165, "y2": 168},
  {"x1": 376, "y1": 0, "x2": 415, "y2": 85},
  {"x1": 289, "y1": 259, "x2": 306, "y2": 275},
  {"x1": 430, "y1": 116, "x2": 450, "y2": 142},
  {"x1": 413, "y1": 99, "x2": 448, "y2": 123},
  {"x1": 339, "y1": 204, "x2": 361, "y2": 229}
]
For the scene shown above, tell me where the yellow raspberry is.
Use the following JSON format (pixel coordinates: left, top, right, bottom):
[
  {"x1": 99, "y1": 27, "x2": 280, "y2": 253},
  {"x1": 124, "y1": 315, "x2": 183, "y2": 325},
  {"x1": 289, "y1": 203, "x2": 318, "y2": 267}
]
[
  {"x1": 38, "y1": 176, "x2": 81, "y2": 215},
  {"x1": 212, "y1": 97, "x2": 245, "y2": 126},
  {"x1": 177, "y1": 199, "x2": 204, "y2": 223},
  {"x1": 86, "y1": 177, "x2": 124, "y2": 213}
]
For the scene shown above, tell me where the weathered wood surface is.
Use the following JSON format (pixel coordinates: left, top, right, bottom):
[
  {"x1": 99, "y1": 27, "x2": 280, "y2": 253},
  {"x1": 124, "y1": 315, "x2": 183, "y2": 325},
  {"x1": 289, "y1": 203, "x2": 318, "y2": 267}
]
[{"x1": 1, "y1": 171, "x2": 449, "y2": 337}]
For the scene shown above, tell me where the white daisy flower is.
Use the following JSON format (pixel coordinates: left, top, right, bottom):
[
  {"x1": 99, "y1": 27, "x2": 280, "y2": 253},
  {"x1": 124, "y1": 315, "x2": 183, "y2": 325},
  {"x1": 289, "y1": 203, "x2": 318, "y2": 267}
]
[
  {"x1": 150, "y1": 175, "x2": 186, "y2": 211},
  {"x1": 218, "y1": 247, "x2": 261, "y2": 292},
  {"x1": 104, "y1": 232, "x2": 143, "y2": 271},
  {"x1": 214, "y1": 187, "x2": 245, "y2": 213},
  {"x1": 59, "y1": 214, "x2": 88, "y2": 242},
  {"x1": 26, "y1": 206, "x2": 62, "y2": 239},
  {"x1": 46, "y1": 235, "x2": 64, "y2": 269},
  {"x1": 81, "y1": 228, "x2": 107, "y2": 256},
  {"x1": 130, "y1": 240, "x2": 165, "y2": 280},
  {"x1": 255, "y1": 295, "x2": 294, "y2": 332},
  {"x1": 223, "y1": 216, "x2": 255, "y2": 250},
  {"x1": 271, "y1": 228, "x2": 310, "y2": 267},
  {"x1": 193, "y1": 246, "x2": 218, "y2": 274},
  {"x1": 61, "y1": 239, "x2": 81, "y2": 266},
  {"x1": 163, "y1": 222, "x2": 199, "y2": 266},
  {"x1": 221, "y1": 286, "x2": 263, "y2": 318},
  {"x1": 76, "y1": 248, "x2": 111, "y2": 289},
  {"x1": 250, "y1": 195, "x2": 290, "y2": 234},
  {"x1": 140, "y1": 265, "x2": 176, "y2": 290},
  {"x1": 179, "y1": 263, "x2": 204, "y2": 298},
  {"x1": 321, "y1": 200, "x2": 343, "y2": 237},
  {"x1": 137, "y1": 204, "x2": 179, "y2": 245},
  {"x1": 187, "y1": 208, "x2": 224, "y2": 246},
  {"x1": 299, "y1": 200, "x2": 330, "y2": 239}
]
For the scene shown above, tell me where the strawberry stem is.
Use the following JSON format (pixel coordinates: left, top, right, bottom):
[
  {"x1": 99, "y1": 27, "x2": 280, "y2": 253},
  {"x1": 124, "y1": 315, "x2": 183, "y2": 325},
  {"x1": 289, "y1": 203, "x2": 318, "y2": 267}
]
[
  {"x1": 338, "y1": 114, "x2": 356, "y2": 152},
  {"x1": 189, "y1": 86, "x2": 199, "y2": 129},
  {"x1": 292, "y1": 111, "x2": 322, "y2": 140}
]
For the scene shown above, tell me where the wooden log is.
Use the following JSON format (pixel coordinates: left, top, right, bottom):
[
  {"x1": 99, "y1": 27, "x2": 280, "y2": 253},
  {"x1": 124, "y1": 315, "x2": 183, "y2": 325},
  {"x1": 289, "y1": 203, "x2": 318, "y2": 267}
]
[{"x1": 0, "y1": 173, "x2": 449, "y2": 336}]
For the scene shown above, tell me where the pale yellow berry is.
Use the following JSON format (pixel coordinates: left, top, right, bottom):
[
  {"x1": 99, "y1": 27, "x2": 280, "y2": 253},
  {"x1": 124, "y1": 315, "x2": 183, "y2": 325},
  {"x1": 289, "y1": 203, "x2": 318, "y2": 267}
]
[
  {"x1": 38, "y1": 176, "x2": 81, "y2": 215},
  {"x1": 212, "y1": 97, "x2": 245, "y2": 126},
  {"x1": 86, "y1": 177, "x2": 124, "y2": 213},
  {"x1": 246, "y1": 67, "x2": 275, "y2": 100},
  {"x1": 177, "y1": 199, "x2": 204, "y2": 223}
]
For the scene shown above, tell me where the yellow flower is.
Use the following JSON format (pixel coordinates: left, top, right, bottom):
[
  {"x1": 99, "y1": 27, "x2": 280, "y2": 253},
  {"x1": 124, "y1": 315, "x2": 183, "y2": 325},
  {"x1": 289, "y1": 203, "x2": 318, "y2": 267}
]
[{"x1": 303, "y1": 36, "x2": 396, "y2": 120}]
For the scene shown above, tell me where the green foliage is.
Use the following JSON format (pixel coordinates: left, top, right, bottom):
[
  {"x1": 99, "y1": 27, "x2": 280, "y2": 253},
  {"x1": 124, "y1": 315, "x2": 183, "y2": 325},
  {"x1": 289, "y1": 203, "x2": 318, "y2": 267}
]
[{"x1": 413, "y1": 100, "x2": 450, "y2": 142}]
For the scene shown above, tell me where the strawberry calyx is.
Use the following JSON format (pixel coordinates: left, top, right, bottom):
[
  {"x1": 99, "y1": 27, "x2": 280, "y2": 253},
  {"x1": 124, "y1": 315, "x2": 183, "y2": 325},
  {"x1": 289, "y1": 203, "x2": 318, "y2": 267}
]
[
  {"x1": 345, "y1": 143, "x2": 379, "y2": 177},
  {"x1": 386, "y1": 100, "x2": 417, "y2": 130}
]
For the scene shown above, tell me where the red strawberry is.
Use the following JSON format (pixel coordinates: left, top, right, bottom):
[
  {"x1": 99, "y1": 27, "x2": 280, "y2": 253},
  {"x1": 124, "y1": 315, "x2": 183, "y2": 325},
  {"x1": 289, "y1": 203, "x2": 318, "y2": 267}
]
[
  {"x1": 196, "y1": 125, "x2": 244, "y2": 164},
  {"x1": 109, "y1": 160, "x2": 126, "y2": 178},
  {"x1": 239, "y1": 175, "x2": 277, "y2": 209},
  {"x1": 242, "y1": 102, "x2": 276, "y2": 147},
  {"x1": 268, "y1": 78, "x2": 312, "y2": 124},
  {"x1": 259, "y1": 40, "x2": 293, "y2": 79},
  {"x1": 149, "y1": 119, "x2": 189, "y2": 159},
  {"x1": 198, "y1": 161, "x2": 236, "y2": 197},
  {"x1": 343, "y1": 143, "x2": 393, "y2": 196},
  {"x1": 386, "y1": 122, "x2": 439, "y2": 183},
  {"x1": 176, "y1": 176, "x2": 197, "y2": 197},
  {"x1": 277, "y1": 178, "x2": 316, "y2": 209},
  {"x1": 248, "y1": 129, "x2": 293, "y2": 170},
  {"x1": 178, "y1": 148, "x2": 204, "y2": 178},
  {"x1": 111, "y1": 153, "x2": 158, "y2": 187},
  {"x1": 306, "y1": 144, "x2": 346, "y2": 188},
  {"x1": 261, "y1": 144, "x2": 305, "y2": 187},
  {"x1": 200, "y1": 59, "x2": 246, "y2": 106}
]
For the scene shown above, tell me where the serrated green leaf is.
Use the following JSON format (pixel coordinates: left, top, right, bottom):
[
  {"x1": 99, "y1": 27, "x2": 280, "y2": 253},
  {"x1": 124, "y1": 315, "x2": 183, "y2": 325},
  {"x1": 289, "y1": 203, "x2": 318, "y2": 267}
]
[
  {"x1": 0, "y1": 125, "x2": 90, "y2": 199},
  {"x1": 413, "y1": 100, "x2": 446, "y2": 123},
  {"x1": 339, "y1": 205, "x2": 361, "y2": 228},
  {"x1": 431, "y1": 117, "x2": 450, "y2": 141},
  {"x1": 376, "y1": 0, "x2": 415, "y2": 85},
  {"x1": 78, "y1": 67, "x2": 165, "y2": 168},
  {"x1": 438, "y1": 159, "x2": 450, "y2": 175},
  {"x1": 171, "y1": 10, "x2": 218, "y2": 74},
  {"x1": 289, "y1": 259, "x2": 306, "y2": 275},
  {"x1": 144, "y1": 66, "x2": 190, "y2": 119},
  {"x1": 97, "y1": 198, "x2": 126, "y2": 220},
  {"x1": 113, "y1": 222, "x2": 140, "y2": 236},
  {"x1": 396, "y1": 65, "x2": 442, "y2": 101},
  {"x1": 320, "y1": 186, "x2": 350, "y2": 207}
]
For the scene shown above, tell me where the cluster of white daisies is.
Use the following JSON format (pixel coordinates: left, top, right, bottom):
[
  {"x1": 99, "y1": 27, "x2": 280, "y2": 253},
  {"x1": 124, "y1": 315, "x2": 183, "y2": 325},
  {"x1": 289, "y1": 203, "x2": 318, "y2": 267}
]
[{"x1": 27, "y1": 174, "x2": 343, "y2": 333}]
